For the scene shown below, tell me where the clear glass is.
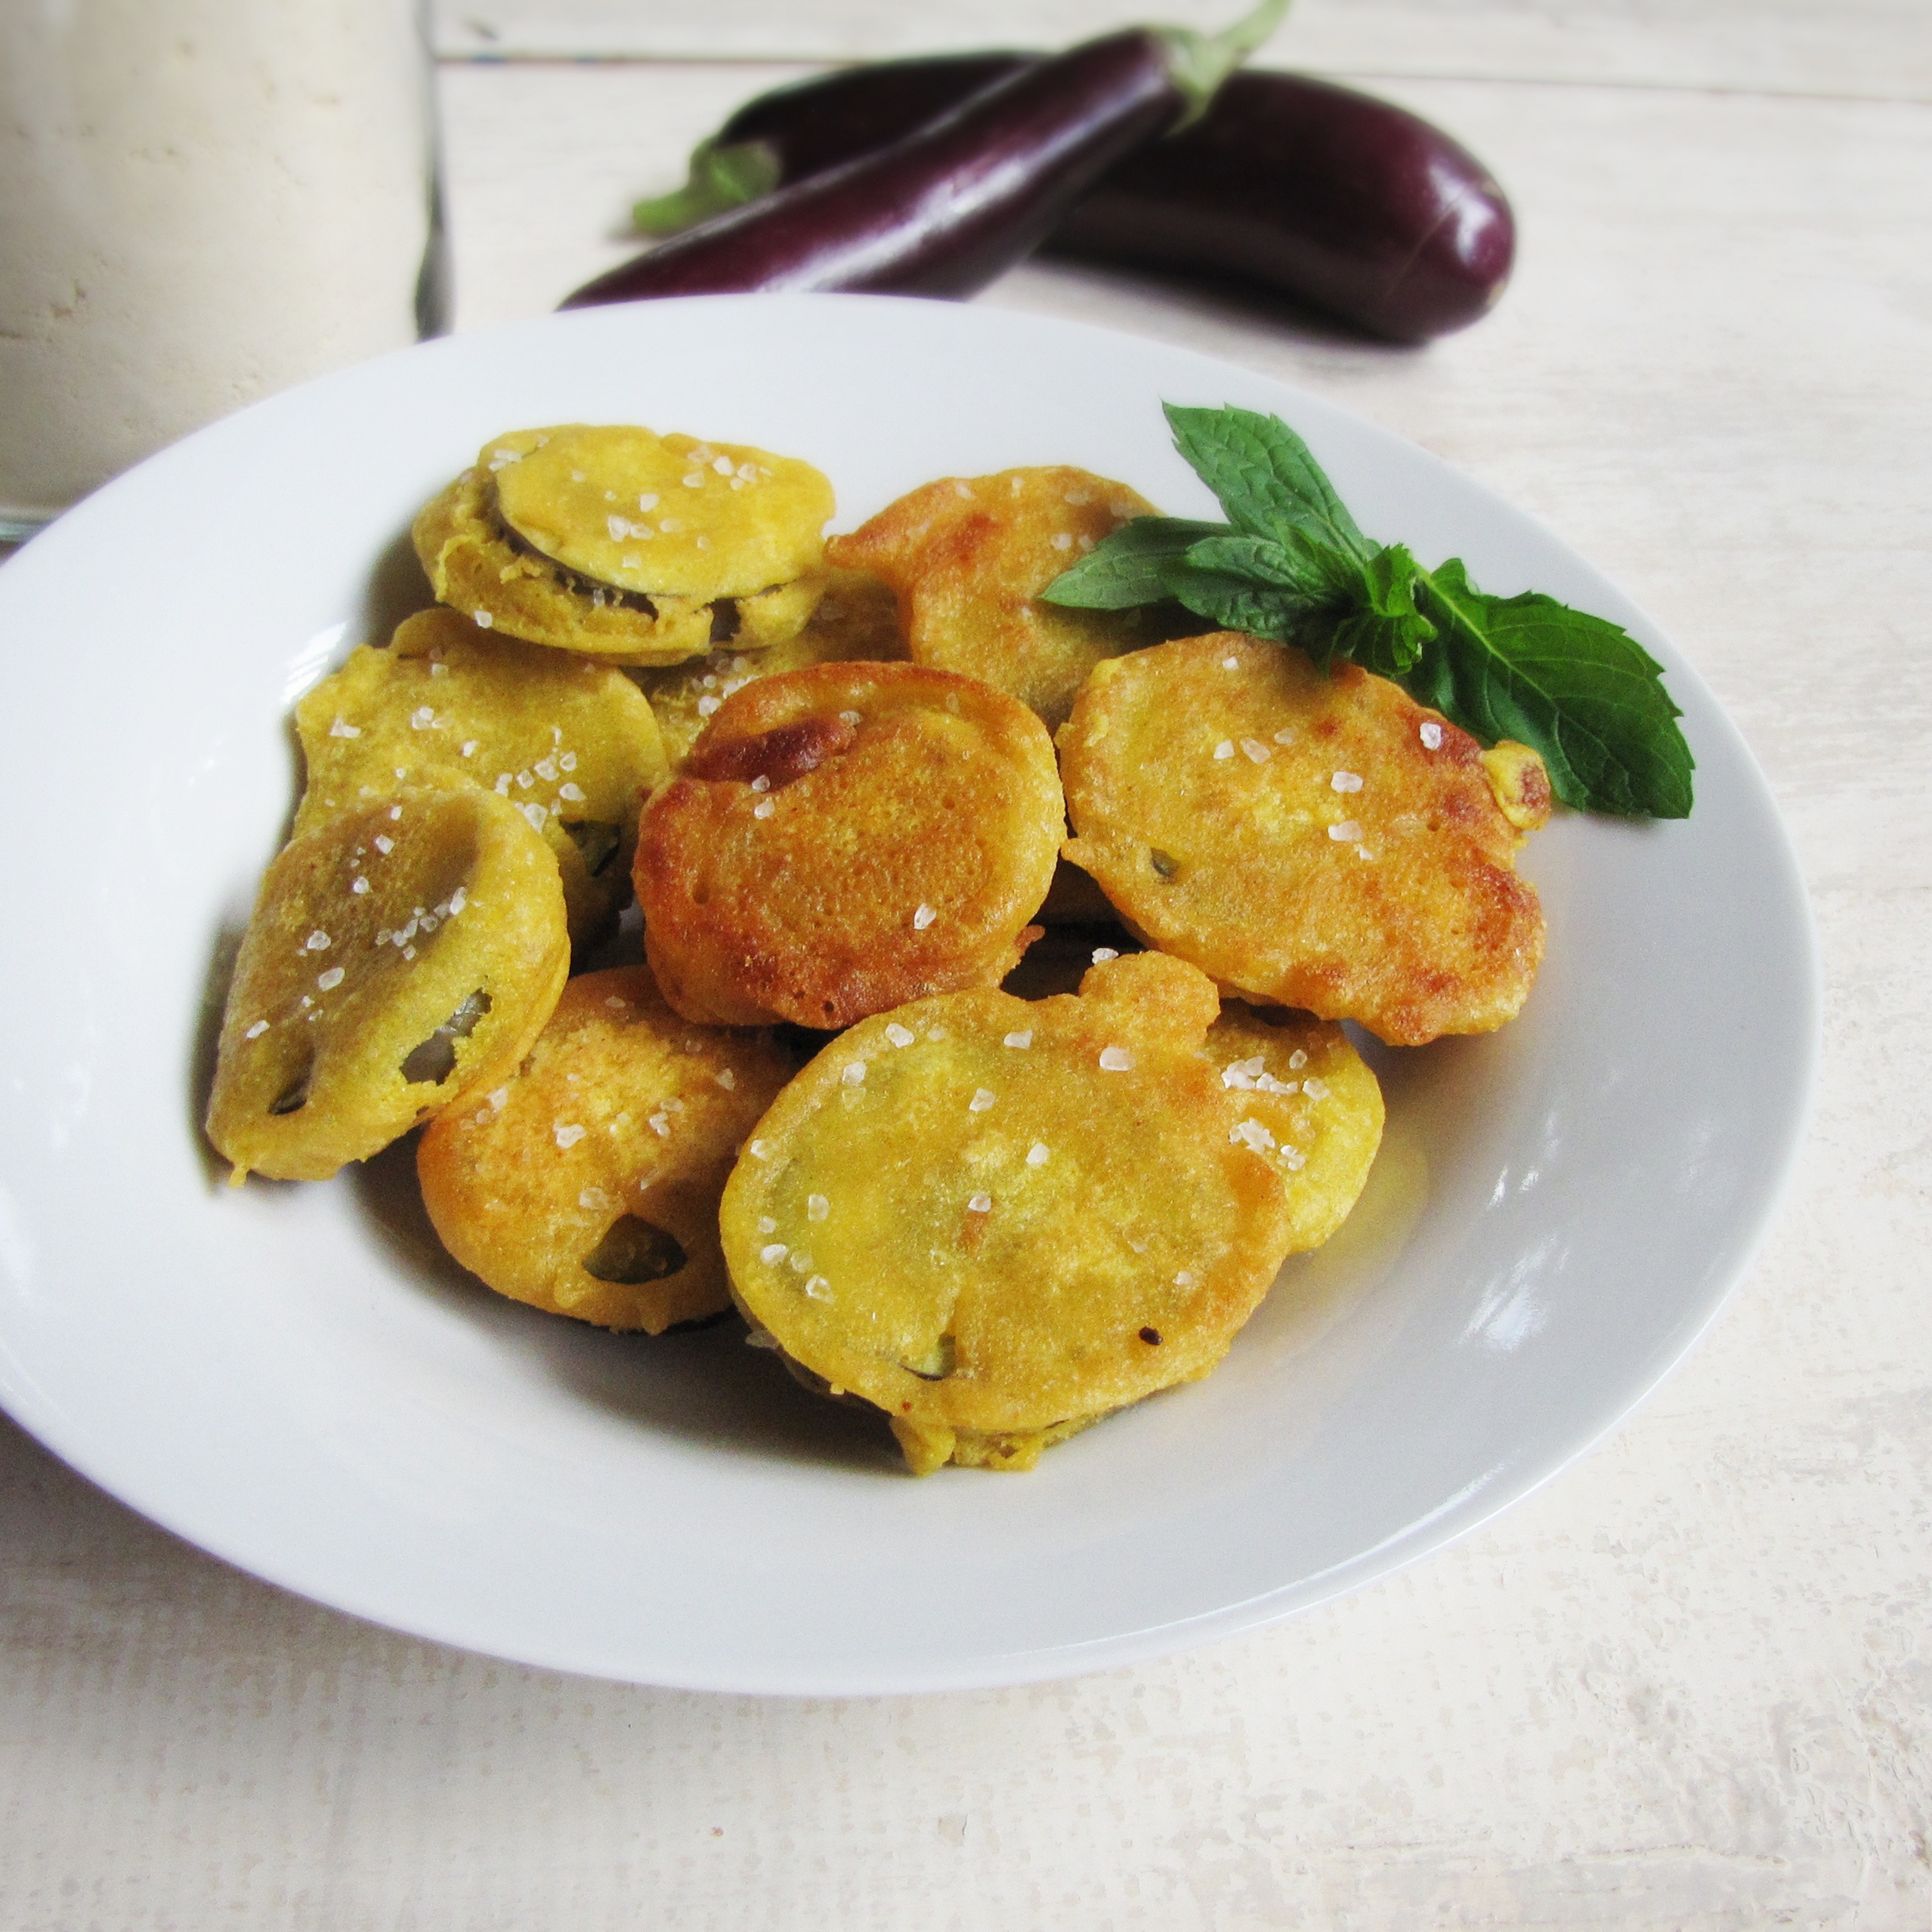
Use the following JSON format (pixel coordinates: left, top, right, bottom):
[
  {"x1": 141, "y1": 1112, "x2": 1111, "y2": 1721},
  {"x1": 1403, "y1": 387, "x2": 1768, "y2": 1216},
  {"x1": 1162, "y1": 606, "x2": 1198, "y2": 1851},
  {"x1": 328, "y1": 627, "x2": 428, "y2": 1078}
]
[{"x1": 0, "y1": 0, "x2": 448, "y2": 543}]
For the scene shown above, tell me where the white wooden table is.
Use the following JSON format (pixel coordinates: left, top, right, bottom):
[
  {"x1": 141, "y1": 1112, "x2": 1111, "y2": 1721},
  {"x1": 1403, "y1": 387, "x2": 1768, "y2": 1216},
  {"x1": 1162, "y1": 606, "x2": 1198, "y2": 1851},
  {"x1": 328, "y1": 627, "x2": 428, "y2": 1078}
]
[{"x1": 5, "y1": 4, "x2": 1929, "y2": 1924}]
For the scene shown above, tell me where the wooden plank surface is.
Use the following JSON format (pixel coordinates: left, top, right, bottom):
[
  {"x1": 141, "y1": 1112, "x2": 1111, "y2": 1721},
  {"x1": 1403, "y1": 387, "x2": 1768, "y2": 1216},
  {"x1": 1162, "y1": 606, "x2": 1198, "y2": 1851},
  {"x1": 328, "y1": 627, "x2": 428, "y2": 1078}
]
[
  {"x1": 5, "y1": 8, "x2": 1931, "y2": 1928},
  {"x1": 431, "y1": 0, "x2": 1932, "y2": 100}
]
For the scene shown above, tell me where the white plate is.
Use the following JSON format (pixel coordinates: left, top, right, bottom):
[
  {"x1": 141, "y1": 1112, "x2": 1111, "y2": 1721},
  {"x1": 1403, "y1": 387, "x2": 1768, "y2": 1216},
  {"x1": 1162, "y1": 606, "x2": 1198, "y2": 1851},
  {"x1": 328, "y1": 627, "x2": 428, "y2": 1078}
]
[{"x1": 0, "y1": 297, "x2": 1815, "y2": 1695}]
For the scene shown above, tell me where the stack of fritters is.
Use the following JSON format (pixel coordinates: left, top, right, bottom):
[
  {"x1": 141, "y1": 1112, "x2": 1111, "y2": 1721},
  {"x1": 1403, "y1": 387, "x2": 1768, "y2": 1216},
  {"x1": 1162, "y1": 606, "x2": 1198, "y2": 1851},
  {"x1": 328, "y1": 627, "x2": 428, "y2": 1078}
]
[{"x1": 212, "y1": 425, "x2": 1553, "y2": 1473}]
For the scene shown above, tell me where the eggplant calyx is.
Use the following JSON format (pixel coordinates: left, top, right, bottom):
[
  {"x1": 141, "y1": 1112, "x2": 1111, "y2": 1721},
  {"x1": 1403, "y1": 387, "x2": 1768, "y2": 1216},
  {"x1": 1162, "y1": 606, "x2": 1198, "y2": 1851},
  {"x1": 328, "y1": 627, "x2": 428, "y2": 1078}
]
[
  {"x1": 632, "y1": 138, "x2": 782, "y2": 236},
  {"x1": 1158, "y1": 0, "x2": 1290, "y2": 125}
]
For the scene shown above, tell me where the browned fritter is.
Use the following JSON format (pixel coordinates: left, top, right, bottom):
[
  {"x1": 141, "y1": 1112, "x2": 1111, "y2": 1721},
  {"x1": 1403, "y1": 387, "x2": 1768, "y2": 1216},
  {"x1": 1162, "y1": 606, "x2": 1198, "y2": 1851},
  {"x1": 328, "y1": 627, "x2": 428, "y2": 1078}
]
[
  {"x1": 1059, "y1": 632, "x2": 1550, "y2": 1046},
  {"x1": 417, "y1": 967, "x2": 796, "y2": 1333},
  {"x1": 635, "y1": 662, "x2": 1062, "y2": 1029},
  {"x1": 827, "y1": 466, "x2": 1169, "y2": 728},
  {"x1": 630, "y1": 567, "x2": 904, "y2": 774}
]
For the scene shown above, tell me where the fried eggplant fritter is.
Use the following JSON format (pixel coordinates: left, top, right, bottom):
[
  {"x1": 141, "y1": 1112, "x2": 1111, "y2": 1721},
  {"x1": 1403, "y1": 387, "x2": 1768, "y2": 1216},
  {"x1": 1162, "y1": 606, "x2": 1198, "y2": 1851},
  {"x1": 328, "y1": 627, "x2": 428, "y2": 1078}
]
[
  {"x1": 1059, "y1": 632, "x2": 1550, "y2": 1046},
  {"x1": 631, "y1": 567, "x2": 904, "y2": 774},
  {"x1": 721, "y1": 952, "x2": 1383, "y2": 1473},
  {"x1": 413, "y1": 425, "x2": 833, "y2": 666},
  {"x1": 294, "y1": 607, "x2": 666, "y2": 950},
  {"x1": 827, "y1": 466, "x2": 1168, "y2": 728},
  {"x1": 417, "y1": 968, "x2": 796, "y2": 1333},
  {"x1": 635, "y1": 661, "x2": 1062, "y2": 1030},
  {"x1": 207, "y1": 790, "x2": 570, "y2": 1181}
]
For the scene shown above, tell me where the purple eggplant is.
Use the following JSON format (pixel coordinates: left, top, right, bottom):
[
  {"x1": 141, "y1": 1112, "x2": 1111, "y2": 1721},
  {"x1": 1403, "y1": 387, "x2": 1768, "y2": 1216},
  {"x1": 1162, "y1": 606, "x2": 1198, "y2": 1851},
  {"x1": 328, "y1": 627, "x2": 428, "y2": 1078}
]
[
  {"x1": 630, "y1": 57, "x2": 1513, "y2": 342},
  {"x1": 560, "y1": 0, "x2": 1284, "y2": 308}
]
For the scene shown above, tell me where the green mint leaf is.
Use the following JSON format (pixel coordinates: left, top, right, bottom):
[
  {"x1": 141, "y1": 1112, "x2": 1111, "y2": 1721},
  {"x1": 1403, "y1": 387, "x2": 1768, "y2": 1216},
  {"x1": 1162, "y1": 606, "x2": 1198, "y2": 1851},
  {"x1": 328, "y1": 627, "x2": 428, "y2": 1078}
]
[
  {"x1": 1164, "y1": 403, "x2": 1373, "y2": 561},
  {"x1": 1408, "y1": 559, "x2": 1694, "y2": 818},
  {"x1": 1167, "y1": 569, "x2": 1328, "y2": 648},
  {"x1": 1331, "y1": 544, "x2": 1433, "y2": 679},
  {"x1": 1039, "y1": 517, "x2": 1224, "y2": 609}
]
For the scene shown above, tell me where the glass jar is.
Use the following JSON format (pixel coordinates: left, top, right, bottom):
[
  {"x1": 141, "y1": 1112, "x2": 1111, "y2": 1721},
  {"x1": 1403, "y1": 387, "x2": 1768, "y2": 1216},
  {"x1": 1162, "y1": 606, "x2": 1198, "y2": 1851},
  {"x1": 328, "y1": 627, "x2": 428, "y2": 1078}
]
[{"x1": 0, "y1": 0, "x2": 447, "y2": 541}]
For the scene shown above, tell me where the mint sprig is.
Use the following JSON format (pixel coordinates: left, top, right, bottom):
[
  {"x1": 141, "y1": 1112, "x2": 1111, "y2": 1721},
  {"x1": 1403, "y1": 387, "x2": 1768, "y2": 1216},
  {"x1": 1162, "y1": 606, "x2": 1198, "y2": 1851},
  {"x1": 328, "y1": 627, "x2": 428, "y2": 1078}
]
[{"x1": 1043, "y1": 403, "x2": 1693, "y2": 818}]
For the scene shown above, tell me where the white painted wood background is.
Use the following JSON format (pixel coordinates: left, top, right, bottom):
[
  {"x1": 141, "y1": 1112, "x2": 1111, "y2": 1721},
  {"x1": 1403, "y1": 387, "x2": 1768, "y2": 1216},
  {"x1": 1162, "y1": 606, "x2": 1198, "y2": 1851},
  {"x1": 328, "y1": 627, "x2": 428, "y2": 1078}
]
[{"x1": 4, "y1": 2, "x2": 1929, "y2": 1926}]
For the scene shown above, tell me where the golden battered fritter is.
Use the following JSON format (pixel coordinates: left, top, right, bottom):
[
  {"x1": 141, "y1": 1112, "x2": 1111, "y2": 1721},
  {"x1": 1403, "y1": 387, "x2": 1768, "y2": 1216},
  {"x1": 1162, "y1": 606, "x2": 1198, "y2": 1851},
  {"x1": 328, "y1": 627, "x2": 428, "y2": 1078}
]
[
  {"x1": 1059, "y1": 632, "x2": 1548, "y2": 1046},
  {"x1": 722, "y1": 952, "x2": 1382, "y2": 1473},
  {"x1": 294, "y1": 607, "x2": 666, "y2": 950},
  {"x1": 635, "y1": 661, "x2": 1062, "y2": 1030},
  {"x1": 207, "y1": 790, "x2": 570, "y2": 1181},
  {"x1": 417, "y1": 968, "x2": 796, "y2": 1333},
  {"x1": 827, "y1": 466, "x2": 1169, "y2": 728},
  {"x1": 631, "y1": 567, "x2": 903, "y2": 773},
  {"x1": 413, "y1": 425, "x2": 833, "y2": 666}
]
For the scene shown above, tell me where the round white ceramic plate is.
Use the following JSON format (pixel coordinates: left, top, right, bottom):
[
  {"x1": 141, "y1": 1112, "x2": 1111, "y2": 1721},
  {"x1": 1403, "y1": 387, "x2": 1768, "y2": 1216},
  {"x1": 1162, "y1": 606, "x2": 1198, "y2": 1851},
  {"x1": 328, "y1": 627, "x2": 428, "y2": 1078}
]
[{"x1": 0, "y1": 296, "x2": 1815, "y2": 1695}]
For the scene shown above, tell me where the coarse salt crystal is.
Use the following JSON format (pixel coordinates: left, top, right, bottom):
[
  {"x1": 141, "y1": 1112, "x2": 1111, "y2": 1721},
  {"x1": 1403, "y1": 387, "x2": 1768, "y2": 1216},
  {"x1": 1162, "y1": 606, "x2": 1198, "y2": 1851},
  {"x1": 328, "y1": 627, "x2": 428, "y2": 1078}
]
[
  {"x1": 1003, "y1": 1030, "x2": 1032, "y2": 1049},
  {"x1": 1283, "y1": 1146, "x2": 1307, "y2": 1170},
  {"x1": 558, "y1": 782, "x2": 586, "y2": 803},
  {"x1": 1026, "y1": 1142, "x2": 1049, "y2": 1167},
  {"x1": 605, "y1": 995, "x2": 629, "y2": 1009},
  {"x1": 1241, "y1": 739, "x2": 1272, "y2": 764},
  {"x1": 1175, "y1": 1270, "x2": 1197, "y2": 1288},
  {"x1": 1222, "y1": 1055, "x2": 1266, "y2": 1090},
  {"x1": 842, "y1": 1061, "x2": 867, "y2": 1087},
  {"x1": 316, "y1": 967, "x2": 345, "y2": 991},
  {"x1": 1328, "y1": 820, "x2": 1364, "y2": 842},
  {"x1": 554, "y1": 1124, "x2": 586, "y2": 1149},
  {"x1": 912, "y1": 903, "x2": 936, "y2": 930},
  {"x1": 1420, "y1": 721, "x2": 1444, "y2": 750},
  {"x1": 1213, "y1": 740, "x2": 1235, "y2": 761},
  {"x1": 714, "y1": 1068, "x2": 737, "y2": 1090},
  {"x1": 329, "y1": 717, "x2": 360, "y2": 739},
  {"x1": 1099, "y1": 1046, "x2": 1133, "y2": 1071},
  {"x1": 1221, "y1": 654, "x2": 1239, "y2": 669},
  {"x1": 1050, "y1": 532, "x2": 1072, "y2": 550},
  {"x1": 1301, "y1": 1076, "x2": 1331, "y2": 1101},
  {"x1": 1231, "y1": 1118, "x2": 1276, "y2": 1152},
  {"x1": 638, "y1": 493, "x2": 659, "y2": 512},
  {"x1": 448, "y1": 886, "x2": 467, "y2": 916},
  {"x1": 804, "y1": 1276, "x2": 831, "y2": 1300},
  {"x1": 1288, "y1": 1049, "x2": 1308, "y2": 1069},
  {"x1": 748, "y1": 1139, "x2": 771, "y2": 1159},
  {"x1": 697, "y1": 695, "x2": 722, "y2": 716},
  {"x1": 753, "y1": 798, "x2": 775, "y2": 819},
  {"x1": 388, "y1": 805, "x2": 402, "y2": 820},
  {"x1": 1257, "y1": 1074, "x2": 1297, "y2": 1096},
  {"x1": 967, "y1": 1193, "x2": 992, "y2": 1213},
  {"x1": 244, "y1": 1019, "x2": 268, "y2": 1039},
  {"x1": 460, "y1": 740, "x2": 478, "y2": 757},
  {"x1": 304, "y1": 930, "x2": 331, "y2": 951},
  {"x1": 760, "y1": 1243, "x2": 788, "y2": 1265},
  {"x1": 533, "y1": 757, "x2": 558, "y2": 782},
  {"x1": 579, "y1": 1188, "x2": 612, "y2": 1212},
  {"x1": 839, "y1": 709, "x2": 861, "y2": 726},
  {"x1": 885, "y1": 1022, "x2": 916, "y2": 1047},
  {"x1": 1092, "y1": 947, "x2": 1119, "y2": 963},
  {"x1": 351, "y1": 877, "x2": 369, "y2": 895},
  {"x1": 807, "y1": 1194, "x2": 829, "y2": 1222},
  {"x1": 788, "y1": 1251, "x2": 814, "y2": 1273},
  {"x1": 472, "y1": 611, "x2": 493, "y2": 629},
  {"x1": 757, "y1": 1216, "x2": 777, "y2": 1235},
  {"x1": 1331, "y1": 770, "x2": 1363, "y2": 793},
  {"x1": 969, "y1": 1088, "x2": 996, "y2": 1112},
  {"x1": 648, "y1": 1112, "x2": 669, "y2": 1136},
  {"x1": 521, "y1": 802, "x2": 548, "y2": 832}
]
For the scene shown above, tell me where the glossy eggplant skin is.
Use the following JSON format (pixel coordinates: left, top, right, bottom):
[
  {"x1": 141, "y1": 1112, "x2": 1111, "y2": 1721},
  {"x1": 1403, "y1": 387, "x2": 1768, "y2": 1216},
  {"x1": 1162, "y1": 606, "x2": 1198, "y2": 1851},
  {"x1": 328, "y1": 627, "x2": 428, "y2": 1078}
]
[
  {"x1": 665, "y1": 57, "x2": 1514, "y2": 342},
  {"x1": 1055, "y1": 71, "x2": 1513, "y2": 342},
  {"x1": 561, "y1": 33, "x2": 1185, "y2": 308}
]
